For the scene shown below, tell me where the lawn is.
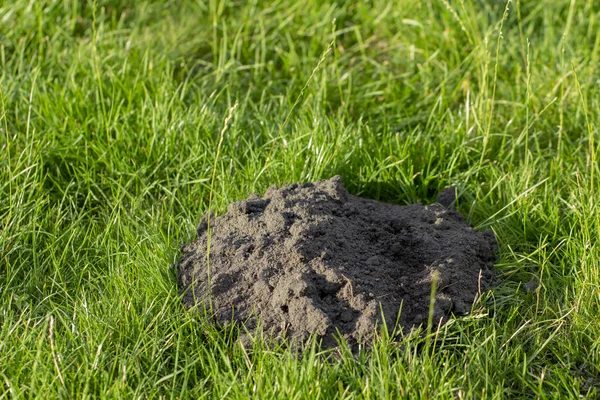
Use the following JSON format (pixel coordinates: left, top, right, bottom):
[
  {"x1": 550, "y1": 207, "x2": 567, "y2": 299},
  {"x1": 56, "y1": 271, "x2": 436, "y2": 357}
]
[{"x1": 1, "y1": 0, "x2": 599, "y2": 398}]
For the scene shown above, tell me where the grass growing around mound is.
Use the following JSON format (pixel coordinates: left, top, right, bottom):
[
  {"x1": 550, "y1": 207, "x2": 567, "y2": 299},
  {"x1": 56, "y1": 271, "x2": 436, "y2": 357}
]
[{"x1": 1, "y1": 0, "x2": 599, "y2": 398}]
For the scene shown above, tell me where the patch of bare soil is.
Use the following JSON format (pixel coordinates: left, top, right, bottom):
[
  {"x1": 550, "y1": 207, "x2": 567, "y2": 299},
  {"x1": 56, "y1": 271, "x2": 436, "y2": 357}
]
[{"x1": 178, "y1": 176, "x2": 496, "y2": 349}]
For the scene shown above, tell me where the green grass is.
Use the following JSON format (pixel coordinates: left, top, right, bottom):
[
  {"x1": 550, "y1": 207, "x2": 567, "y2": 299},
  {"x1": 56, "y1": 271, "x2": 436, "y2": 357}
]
[{"x1": 1, "y1": 0, "x2": 599, "y2": 398}]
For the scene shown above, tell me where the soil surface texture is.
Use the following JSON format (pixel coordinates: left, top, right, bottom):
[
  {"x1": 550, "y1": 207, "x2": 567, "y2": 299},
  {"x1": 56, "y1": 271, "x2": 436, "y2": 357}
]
[{"x1": 177, "y1": 176, "x2": 496, "y2": 349}]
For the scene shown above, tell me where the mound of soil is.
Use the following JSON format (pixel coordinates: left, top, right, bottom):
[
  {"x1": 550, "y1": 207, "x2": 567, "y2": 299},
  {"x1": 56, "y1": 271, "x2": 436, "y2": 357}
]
[{"x1": 177, "y1": 176, "x2": 496, "y2": 349}]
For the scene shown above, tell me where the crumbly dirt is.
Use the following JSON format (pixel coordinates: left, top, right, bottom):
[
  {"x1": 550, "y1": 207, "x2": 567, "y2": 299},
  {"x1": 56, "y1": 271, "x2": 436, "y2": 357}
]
[{"x1": 177, "y1": 176, "x2": 496, "y2": 349}]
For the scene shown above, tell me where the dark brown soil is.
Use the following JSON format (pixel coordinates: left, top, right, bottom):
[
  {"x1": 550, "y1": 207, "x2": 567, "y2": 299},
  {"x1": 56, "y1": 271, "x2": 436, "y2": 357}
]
[{"x1": 177, "y1": 176, "x2": 496, "y2": 349}]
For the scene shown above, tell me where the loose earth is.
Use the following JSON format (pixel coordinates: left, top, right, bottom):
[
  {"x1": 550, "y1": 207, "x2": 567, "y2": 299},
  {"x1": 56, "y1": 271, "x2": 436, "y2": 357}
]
[{"x1": 177, "y1": 176, "x2": 496, "y2": 349}]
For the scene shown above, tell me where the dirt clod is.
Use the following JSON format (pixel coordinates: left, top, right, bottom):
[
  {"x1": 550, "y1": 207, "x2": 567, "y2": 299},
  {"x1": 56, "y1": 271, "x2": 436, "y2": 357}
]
[{"x1": 177, "y1": 176, "x2": 496, "y2": 349}]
